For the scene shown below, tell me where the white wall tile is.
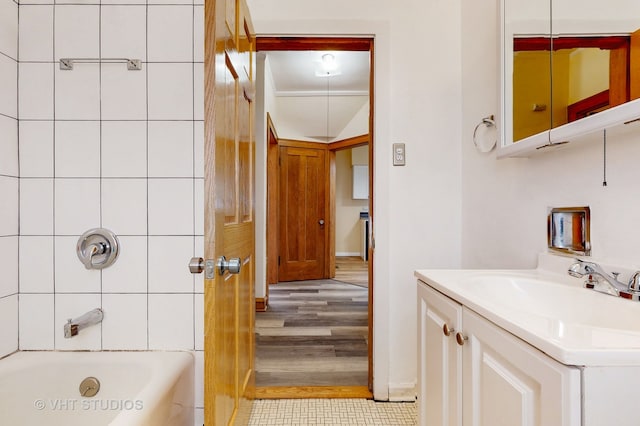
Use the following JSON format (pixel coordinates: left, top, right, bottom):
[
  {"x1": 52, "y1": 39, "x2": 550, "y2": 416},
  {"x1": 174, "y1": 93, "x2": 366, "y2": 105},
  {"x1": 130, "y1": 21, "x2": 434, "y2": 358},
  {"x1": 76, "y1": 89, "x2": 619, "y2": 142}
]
[
  {"x1": 20, "y1": 236, "x2": 54, "y2": 293},
  {"x1": 148, "y1": 293, "x2": 194, "y2": 350},
  {"x1": 19, "y1": 178, "x2": 52, "y2": 235},
  {"x1": 18, "y1": 5, "x2": 54, "y2": 62},
  {"x1": 19, "y1": 294, "x2": 54, "y2": 350},
  {"x1": 194, "y1": 236, "x2": 204, "y2": 293},
  {"x1": 101, "y1": 121, "x2": 147, "y2": 178},
  {"x1": 194, "y1": 121, "x2": 204, "y2": 178},
  {"x1": 54, "y1": 235, "x2": 101, "y2": 293},
  {"x1": 148, "y1": 236, "x2": 193, "y2": 293},
  {"x1": 54, "y1": 5, "x2": 99, "y2": 59},
  {"x1": 102, "y1": 179, "x2": 147, "y2": 235},
  {"x1": 0, "y1": 115, "x2": 18, "y2": 176},
  {"x1": 194, "y1": 350, "x2": 204, "y2": 407},
  {"x1": 148, "y1": 121, "x2": 193, "y2": 177},
  {"x1": 194, "y1": 293, "x2": 203, "y2": 350},
  {"x1": 193, "y1": 64, "x2": 204, "y2": 121},
  {"x1": 101, "y1": 5, "x2": 146, "y2": 59},
  {"x1": 54, "y1": 179, "x2": 100, "y2": 235},
  {"x1": 54, "y1": 293, "x2": 102, "y2": 350},
  {"x1": 19, "y1": 62, "x2": 53, "y2": 120},
  {"x1": 55, "y1": 66, "x2": 100, "y2": 120},
  {"x1": 148, "y1": 63, "x2": 193, "y2": 120},
  {"x1": 101, "y1": 66, "x2": 147, "y2": 121},
  {"x1": 194, "y1": 179, "x2": 204, "y2": 235},
  {"x1": 19, "y1": 121, "x2": 54, "y2": 177},
  {"x1": 0, "y1": 295, "x2": 18, "y2": 357},
  {"x1": 0, "y1": 177, "x2": 18, "y2": 235},
  {"x1": 0, "y1": 0, "x2": 18, "y2": 59},
  {"x1": 55, "y1": 121, "x2": 100, "y2": 177},
  {"x1": 0, "y1": 237, "x2": 18, "y2": 297},
  {"x1": 194, "y1": 6, "x2": 204, "y2": 63},
  {"x1": 102, "y1": 293, "x2": 147, "y2": 350},
  {"x1": 148, "y1": 6, "x2": 193, "y2": 62},
  {"x1": 102, "y1": 236, "x2": 147, "y2": 293},
  {"x1": 148, "y1": 179, "x2": 194, "y2": 235},
  {"x1": 0, "y1": 55, "x2": 18, "y2": 118}
]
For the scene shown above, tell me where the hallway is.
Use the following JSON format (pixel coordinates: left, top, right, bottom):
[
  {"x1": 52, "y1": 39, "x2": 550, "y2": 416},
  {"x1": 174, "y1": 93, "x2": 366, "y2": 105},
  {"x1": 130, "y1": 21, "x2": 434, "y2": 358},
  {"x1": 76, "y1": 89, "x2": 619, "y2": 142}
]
[{"x1": 255, "y1": 278, "x2": 368, "y2": 387}]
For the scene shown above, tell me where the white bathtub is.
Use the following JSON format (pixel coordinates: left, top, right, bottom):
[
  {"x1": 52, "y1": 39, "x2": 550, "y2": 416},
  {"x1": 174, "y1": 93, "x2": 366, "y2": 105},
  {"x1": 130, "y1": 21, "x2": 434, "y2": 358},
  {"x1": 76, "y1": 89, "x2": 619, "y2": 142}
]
[{"x1": 0, "y1": 351, "x2": 194, "y2": 426}]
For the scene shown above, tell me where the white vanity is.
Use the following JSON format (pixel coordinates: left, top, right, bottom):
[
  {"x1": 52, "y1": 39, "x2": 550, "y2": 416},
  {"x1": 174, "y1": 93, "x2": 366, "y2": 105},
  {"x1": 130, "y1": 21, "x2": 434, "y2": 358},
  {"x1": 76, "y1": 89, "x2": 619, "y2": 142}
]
[{"x1": 416, "y1": 254, "x2": 640, "y2": 426}]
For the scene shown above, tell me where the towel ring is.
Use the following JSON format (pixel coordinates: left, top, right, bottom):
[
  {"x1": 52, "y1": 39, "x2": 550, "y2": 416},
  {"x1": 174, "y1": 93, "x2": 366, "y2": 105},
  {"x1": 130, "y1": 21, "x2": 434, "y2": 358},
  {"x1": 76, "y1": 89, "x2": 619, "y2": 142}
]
[{"x1": 473, "y1": 115, "x2": 497, "y2": 153}]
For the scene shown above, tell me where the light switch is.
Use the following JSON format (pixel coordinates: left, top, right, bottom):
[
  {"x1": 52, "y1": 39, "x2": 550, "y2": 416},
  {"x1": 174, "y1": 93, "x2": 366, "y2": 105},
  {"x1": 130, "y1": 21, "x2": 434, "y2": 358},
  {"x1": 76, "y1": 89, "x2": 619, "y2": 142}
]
[{"x1": 393, "y1": 143, "x2": 405, "y2": 166}]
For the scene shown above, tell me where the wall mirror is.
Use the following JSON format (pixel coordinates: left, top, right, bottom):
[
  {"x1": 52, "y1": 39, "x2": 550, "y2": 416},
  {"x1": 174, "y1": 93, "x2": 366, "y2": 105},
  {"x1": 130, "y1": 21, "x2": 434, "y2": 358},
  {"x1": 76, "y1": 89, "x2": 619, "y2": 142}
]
[
  {"x1": 548, "y1": 206, "x2": 591, "y2": 256},
  {"x1": 502, "y1": 0, "x2": 640, "y2": 148}
]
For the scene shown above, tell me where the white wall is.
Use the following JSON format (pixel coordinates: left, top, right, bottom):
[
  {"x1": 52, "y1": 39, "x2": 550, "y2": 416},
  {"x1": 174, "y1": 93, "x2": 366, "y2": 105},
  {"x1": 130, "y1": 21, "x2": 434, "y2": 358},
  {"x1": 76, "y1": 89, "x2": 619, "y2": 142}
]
[
  {"x1": 461, "y1": 0, "x2": 640, "y2": 271},
  {"x1": 16, "y1": 1, "x2": 205, "y2": 422},
  {"x1": 0, "y1": 0, "x2": 19, "y2": 359},
  {"x1": 335, "y1": 149, "x2": 368, "y2": 256},
  {"x1": 248, "y1": 0, "x2": 463, "y2": 400}
]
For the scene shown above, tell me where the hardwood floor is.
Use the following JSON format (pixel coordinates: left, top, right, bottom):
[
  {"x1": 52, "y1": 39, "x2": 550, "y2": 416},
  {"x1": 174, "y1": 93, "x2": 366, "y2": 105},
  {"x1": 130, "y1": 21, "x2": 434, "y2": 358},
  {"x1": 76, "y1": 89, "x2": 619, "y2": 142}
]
[
  {"x1": 334, "y1": 256, "x2": 368, "y2": 287},
  {"x1": 256, "y1": 278, "x2": 369, "y2": 388}
]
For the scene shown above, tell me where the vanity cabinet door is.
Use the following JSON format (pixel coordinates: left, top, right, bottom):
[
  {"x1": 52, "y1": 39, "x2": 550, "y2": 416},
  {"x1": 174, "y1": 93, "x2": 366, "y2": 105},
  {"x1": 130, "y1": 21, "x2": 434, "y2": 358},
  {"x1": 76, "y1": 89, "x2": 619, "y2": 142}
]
[
  {"x1": 418, "y1": 281, "x2": 463, "y2": 426},
  {"x1": 461, "y1": 308, "x2": 581, "y2": 426}
]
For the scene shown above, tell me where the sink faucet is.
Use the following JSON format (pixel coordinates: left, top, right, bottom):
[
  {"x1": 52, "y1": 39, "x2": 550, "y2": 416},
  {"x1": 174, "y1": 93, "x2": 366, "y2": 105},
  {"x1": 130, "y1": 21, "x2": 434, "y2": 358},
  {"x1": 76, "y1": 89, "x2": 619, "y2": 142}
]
[
  {"x1": 64, "y1": 308, "x2": 104, "y2": 338},
  {"x1": 568, "y1": 259, "x2": 640, "y2": 300}
]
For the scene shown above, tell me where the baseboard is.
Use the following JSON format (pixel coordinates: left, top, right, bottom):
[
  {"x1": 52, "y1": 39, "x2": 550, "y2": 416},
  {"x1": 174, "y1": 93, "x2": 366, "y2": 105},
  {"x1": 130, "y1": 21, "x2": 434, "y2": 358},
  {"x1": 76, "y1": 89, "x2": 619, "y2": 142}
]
[
  {"x1": 388, "y1": 382, "x2": 417, "y2": 402},
  {"x1": 256, "y1": 297, "x2": 268, "y2": 312},
  {"x1": 255, "y1": 386, "x2": 372, "y2": 399},
  {"x1": 336, "y1": 252, "x2": 361, "y2": 257}
]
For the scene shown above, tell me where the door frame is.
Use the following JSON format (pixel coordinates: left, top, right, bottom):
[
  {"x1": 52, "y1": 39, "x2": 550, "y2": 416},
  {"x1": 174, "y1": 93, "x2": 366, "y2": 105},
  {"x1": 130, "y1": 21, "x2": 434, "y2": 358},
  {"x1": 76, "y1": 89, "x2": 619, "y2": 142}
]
[{"x1": 258, "y1": 36, "x2": 375, "y2": 396}]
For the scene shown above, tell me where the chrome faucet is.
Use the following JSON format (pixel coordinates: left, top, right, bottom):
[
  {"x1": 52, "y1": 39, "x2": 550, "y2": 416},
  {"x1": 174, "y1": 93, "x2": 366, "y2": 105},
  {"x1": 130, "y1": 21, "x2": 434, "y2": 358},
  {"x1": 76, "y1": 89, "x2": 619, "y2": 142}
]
[
  {"x1": 568, "y1": 259, "x2": 640, "y2": 300},
  {"x1": 64, "y1": 308, "x2": 104, "y2": 338}
]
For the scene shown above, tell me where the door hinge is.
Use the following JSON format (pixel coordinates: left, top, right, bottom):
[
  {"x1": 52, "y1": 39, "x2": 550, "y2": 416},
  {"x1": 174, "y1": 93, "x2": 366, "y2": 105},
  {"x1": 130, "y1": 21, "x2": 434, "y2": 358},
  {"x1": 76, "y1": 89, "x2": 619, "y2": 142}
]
[{"x1": 278, "y1": 256, "x2": 281, "y2": 266}]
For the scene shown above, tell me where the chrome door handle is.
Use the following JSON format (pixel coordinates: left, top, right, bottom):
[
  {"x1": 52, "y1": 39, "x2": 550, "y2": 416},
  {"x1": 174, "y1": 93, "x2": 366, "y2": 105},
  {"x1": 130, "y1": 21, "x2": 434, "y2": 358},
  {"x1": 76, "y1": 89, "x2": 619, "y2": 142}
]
[
  {"x1": 319, "y1": 219, "x2": 325, "y2": 226},
  {"x1": 217, "y1": 256, "x2": 242, "y2": 275},
  {"x1": 189, "y1": 257, "x2": 205, "y2": 274}
]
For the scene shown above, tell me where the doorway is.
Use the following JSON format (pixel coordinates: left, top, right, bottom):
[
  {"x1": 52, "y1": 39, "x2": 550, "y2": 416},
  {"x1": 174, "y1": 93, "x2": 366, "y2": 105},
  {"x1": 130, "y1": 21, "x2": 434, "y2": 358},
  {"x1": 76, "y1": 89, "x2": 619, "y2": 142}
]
[{"x1": 256, "y1": 37, "x2": 374, "y2": 397}]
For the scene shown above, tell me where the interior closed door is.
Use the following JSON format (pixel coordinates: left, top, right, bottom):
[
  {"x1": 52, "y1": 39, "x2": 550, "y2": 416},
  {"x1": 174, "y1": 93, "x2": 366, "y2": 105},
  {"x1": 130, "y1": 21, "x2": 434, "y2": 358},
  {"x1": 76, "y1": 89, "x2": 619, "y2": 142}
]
[
  {"x1": 204, "y1": 0, "x2": 255, "y2": 424},
  {"x1": 278, "y1": 145, "x2": 328, "y2": 282}
]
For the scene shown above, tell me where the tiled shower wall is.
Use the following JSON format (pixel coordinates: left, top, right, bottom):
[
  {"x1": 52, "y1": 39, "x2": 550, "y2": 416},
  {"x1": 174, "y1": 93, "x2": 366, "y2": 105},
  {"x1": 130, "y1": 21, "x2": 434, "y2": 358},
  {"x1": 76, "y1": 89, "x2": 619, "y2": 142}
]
[
  {"x1": 16, "y1": 0, "x2": 205, "y2": 421},
  {"x1": 0, "y1": 0, "x2": 19, "y2": 359}
]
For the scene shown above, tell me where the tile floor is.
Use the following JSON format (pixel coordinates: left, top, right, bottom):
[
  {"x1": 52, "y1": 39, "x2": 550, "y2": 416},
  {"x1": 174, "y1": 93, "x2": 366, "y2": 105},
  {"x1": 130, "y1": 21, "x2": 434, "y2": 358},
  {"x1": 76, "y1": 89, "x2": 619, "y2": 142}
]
[{"x1": 248, "y1": 398, "x2": 417, "y2": 425}]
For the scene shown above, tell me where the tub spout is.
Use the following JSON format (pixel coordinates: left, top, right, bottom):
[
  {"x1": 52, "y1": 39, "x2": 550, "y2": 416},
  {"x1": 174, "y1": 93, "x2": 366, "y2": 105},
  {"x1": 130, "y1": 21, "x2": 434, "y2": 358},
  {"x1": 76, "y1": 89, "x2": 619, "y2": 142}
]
[{"x1": 64, "y1": 308, "x2": 103, "y2": 338}]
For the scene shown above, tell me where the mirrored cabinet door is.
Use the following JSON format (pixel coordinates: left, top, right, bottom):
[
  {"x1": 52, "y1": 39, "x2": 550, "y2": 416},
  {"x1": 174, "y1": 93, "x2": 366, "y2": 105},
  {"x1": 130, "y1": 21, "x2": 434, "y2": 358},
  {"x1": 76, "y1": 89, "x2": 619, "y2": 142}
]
[
  {"x1": 503, "y1": 0, "x2": 552, "y2": 145},
  {"x1": 551, "y1": 0, "x2": 640, "y2": 129}
]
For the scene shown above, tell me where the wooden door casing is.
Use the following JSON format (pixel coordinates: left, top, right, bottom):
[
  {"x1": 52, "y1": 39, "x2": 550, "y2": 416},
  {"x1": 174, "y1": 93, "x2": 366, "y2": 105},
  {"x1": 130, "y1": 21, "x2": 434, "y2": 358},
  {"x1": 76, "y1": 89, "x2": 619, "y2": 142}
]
[
  {"x1": 278, "y1": 144, "x2": 329, "y2": 282},
  {"x1": 204, "y1": 0, "x2": 255, "y2": 424}
]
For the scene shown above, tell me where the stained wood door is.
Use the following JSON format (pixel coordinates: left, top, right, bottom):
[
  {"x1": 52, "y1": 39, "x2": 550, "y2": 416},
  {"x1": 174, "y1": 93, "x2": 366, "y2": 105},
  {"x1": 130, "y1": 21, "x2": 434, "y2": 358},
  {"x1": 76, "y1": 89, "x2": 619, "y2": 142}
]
[
  {"x1": 204, "y1": 0, "x2": 255, "y2": 424},
  {"x1": 278, "y1": 145, "x2": 329, "y2": 282}
]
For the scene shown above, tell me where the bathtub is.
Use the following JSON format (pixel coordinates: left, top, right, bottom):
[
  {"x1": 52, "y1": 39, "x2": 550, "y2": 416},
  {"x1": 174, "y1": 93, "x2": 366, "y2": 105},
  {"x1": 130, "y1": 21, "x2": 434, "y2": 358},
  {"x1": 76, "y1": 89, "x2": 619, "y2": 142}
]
[{"x1": 0, "y1": 351, "x2": 194, "y2": 426}]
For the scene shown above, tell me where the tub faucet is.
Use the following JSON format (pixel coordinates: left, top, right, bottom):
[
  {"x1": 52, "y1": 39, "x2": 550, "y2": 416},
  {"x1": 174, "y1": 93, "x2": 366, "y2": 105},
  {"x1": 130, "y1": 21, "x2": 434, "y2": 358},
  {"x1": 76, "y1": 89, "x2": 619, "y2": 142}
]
[{"x1": 64, "y1": 308, "x2": 104, "y2": 338}]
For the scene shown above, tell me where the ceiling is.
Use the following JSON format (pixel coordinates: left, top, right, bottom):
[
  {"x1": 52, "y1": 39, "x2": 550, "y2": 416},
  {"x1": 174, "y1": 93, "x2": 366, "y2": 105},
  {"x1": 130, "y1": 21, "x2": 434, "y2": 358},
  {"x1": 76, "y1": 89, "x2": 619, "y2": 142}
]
[
  {"x1": 265, "y1": 50, "x2": 370, "y2": 96},
  {"x1": 263, "y1": 50, "x2": 371, "y2": 141}
]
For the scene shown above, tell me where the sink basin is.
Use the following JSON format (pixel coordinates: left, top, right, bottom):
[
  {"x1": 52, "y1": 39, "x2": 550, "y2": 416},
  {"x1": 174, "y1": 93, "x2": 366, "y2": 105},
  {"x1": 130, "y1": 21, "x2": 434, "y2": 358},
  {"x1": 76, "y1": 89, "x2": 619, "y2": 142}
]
[{"x1": 415, "y1": 268, "x2": 640, "y2": 366}]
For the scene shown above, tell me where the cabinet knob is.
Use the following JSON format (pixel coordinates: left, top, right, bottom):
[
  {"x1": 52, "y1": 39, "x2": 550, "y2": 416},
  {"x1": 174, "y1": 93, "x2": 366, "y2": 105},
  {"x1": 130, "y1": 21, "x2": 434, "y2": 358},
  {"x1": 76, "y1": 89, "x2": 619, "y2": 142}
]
[
  {"x1": 455, "y1": 332, "x2": 468, "y2": 346},
  {"x1": 442, "y1": 324, "x2": 454, "y2": 337}
]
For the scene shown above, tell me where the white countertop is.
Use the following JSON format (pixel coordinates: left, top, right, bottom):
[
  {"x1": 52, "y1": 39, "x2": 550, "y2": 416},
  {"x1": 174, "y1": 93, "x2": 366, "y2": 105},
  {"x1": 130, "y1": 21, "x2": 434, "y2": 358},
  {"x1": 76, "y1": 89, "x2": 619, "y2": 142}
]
[{"x1": 416, "y1": 255, "x2": 640, "y2": 367}]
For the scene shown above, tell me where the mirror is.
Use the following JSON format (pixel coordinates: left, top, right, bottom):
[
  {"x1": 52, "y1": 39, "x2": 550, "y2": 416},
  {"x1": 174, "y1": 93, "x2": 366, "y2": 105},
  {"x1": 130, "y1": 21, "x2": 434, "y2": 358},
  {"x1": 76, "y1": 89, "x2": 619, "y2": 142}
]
[
  {"x1": 548, "y1": 206, "x2": 591, "y2": 256},
  {"x1": 503, "y1": 0, "x2": 640, "y2": 146}
]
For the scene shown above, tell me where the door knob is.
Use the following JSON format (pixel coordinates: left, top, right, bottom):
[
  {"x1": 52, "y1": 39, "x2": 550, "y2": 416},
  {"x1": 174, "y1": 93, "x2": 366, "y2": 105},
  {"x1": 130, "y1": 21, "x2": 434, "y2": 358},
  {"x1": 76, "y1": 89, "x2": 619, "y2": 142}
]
[
  {"x1": 442, "y1": 324, "x2": 455, "y2": 337},
  {"x1": 319, "y1": 219, "x2": 325, "y2": 226},
  {"x1": 189, "y1": 257, "x2": 205, "y2": 274},
  {"x1": 217, "y1": 256, "x2": 242, "y2": 275},
  {"x1": 456, "y1": 332, "x2": 468, "y2": 346}
]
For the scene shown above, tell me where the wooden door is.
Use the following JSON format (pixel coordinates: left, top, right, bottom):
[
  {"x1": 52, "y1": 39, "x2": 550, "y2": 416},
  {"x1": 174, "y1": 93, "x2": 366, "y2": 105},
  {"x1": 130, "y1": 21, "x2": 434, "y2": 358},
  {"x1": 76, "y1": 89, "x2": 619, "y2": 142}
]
[
  {"x1": 204, "y1": 0, "x2": 255, "y2": 424},
  {"x1": 278, "y1": 145, "x2": 329, "y2": 282}
]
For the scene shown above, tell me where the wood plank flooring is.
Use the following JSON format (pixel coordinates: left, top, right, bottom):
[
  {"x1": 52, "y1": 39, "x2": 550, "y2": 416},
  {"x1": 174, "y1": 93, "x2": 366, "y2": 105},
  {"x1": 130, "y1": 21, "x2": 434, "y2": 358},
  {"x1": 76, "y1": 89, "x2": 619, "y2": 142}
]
[
  {"x1": 256, "y1": 278, "x2": 369, "y2": 387},
  {"x1": 334, "y1": 256, "x2": 369, "y2": 288}
]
